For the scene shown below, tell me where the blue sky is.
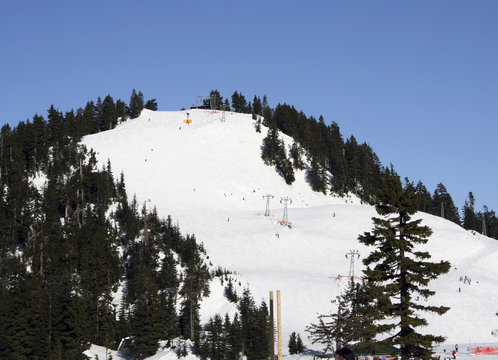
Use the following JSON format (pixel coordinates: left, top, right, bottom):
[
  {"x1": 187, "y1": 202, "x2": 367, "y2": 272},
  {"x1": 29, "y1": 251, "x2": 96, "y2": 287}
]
[{"x1": 1, "y1": 0, "x2": 497, "y2": 214}]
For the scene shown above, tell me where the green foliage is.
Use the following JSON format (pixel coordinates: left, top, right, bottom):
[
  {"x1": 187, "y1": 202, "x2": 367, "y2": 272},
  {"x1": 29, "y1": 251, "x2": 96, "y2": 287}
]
[
  {"x1": 288, "y1": 331, "x2": 305, "y2": 354},
  {"x1": 432, "y1": 183, "x2": 460, "y2": 224},
  {"x1": 290, "y1": 141, "x2": 306, "y2": 171},
  {"x1": 199, "y1": 314, "x2": 226, "y2": 360},
  {"x1": 358, "y1": 169, "x2": 451, "y2": 360},
  {"x1": 462, "y1": 192, "x2": 480, "y2": 232},
  {"x1": 252, "y1": 95, "x2": 262, "y2": 116},
  {"x1": 224, "y1": 280, "x2": 238, "y2": 303},
  {"x1": 129, "y1": 89, "x2": 144, "y2": 118},
  {"x1": 237, "y1": 289, "x2": 270, "y2": 360},
  {"x1": 205, "y1": 90, "x2": 224, "y2": 110},
  {"x1": 0, "y1": 93, "x2": 219, "y2": 358},
  {"x1": 100, "y1": 95, "x2": 118, "y2": 131},
  {"x1": 144, "y1": 99, "x2": 158, "y2": 111},
  {"x1": 1, "y1": 89, "x2": 497, "y2": 360},
  {"x1": 261, "y1": 126, "x2": 295, "y2": 185},
  {"x1": 231, "y1": 91, "x2": 250, "y2": 113},
  {"x1": 307, "y1": 155, "x2": 328, "y2": 194}
]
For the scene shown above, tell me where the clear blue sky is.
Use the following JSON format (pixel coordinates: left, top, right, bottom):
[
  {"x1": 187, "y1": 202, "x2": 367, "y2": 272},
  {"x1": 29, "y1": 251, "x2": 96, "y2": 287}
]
[{"x1": 1, "y1": 0, "x2": 497, "y2": 214}]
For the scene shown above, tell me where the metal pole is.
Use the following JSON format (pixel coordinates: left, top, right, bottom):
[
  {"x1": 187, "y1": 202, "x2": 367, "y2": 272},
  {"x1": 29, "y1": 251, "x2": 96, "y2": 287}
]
[
  {"x1": 270, "y1": 291, "x2": 275, "y2": 360},
  {"x1": 277, "y1": 290, "x2": 282, "y2": 360}
]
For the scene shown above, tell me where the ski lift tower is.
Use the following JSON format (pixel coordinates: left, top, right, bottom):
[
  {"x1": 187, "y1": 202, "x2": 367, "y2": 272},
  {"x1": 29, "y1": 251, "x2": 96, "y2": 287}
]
[
  {"x1": 221, "y1": 102, "x2": 227, "y2": 122},
  {"x1": 280, "y1": 197, "x2": 292, "y2": 226},
  {"x1": 263, "y1": 194, "x2": 274, "y2": 216},
  {"x1": 210, "y1": 94, "x2": 219, "y2": 112},
  {"x1": 345, "y1": 250, "x2": 360, "y2": 279},
  {"x1": 196, "y1": 96, "x2": 210, "y2": 109}
]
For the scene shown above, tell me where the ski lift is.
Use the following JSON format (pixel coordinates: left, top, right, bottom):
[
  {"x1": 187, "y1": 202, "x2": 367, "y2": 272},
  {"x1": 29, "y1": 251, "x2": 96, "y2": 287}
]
[{"x1": 184, "y1": 112, "x2": 192, "y2": 124}]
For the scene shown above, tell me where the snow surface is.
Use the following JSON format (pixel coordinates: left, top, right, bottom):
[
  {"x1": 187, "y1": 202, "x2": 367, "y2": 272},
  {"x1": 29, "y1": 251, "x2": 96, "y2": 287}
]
[{"x1": 82, "y1": 109, "x2": 498, "y2": 357}]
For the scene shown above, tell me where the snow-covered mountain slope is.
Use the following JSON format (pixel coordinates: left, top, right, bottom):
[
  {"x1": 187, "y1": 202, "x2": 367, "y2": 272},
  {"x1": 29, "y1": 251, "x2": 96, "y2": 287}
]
[{"x1": 82, "y1": 109, "x2": 498, "y2": 352}]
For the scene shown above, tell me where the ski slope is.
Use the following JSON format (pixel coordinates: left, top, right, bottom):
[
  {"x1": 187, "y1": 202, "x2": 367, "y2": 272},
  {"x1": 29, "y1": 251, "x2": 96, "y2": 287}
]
[{"x1": 82, "y1": 109, "x2": 498, "y2": 356}]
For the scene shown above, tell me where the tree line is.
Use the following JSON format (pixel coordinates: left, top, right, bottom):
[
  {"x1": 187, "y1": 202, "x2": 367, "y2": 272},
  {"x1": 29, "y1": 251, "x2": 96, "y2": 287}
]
[
  {"x1": 0, "y1": 90, "x2": 274, "y2": 359},
  {"x1": 0, "y1": 88, "x2": 496, "y2": 359}
]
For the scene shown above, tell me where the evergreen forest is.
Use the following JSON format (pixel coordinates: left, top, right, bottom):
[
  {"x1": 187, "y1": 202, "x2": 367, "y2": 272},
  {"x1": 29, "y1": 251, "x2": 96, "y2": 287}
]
[{"x1": 0, "y1": 89, "x2": 496, "y2": 359}]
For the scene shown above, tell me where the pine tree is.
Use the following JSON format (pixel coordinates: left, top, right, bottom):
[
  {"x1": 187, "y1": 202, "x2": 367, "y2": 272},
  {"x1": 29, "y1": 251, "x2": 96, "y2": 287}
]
[
  {"x1": 252, "y1": 95, "x2": 262, "y2": 117},
  {"x1": 288, "y1": 332, "x2": 299, "y2": 354},
  {"x1": 414, "y1": 181, "x2": 432, "y2": 213},
  {"x1": 296, "y1": 333, "x2": 305, "y2": 353},
  {"x1": 306, "y1": 296, "x2": 343, "y2": 354},
  {"x1": 328, "y1": 121, "x2": 347, "y2": 194},
  {"x1": 225, "y1": 313, "x2": 242, "y2": 360},
  {"x1": 144, "y1": 98, "x2": 158, "y2": 111},
  {"x1": 261, "y1": 126, "x2": 280, "y2": 166},
  {"x1": 200, "y1": 314, "x2": 226, "y2": 360},
  {"x1": 308, "y1": 155, "x2": 328, "y2": 194},
  {"x1": 358, "y1": 169, "x2": 451, "y2": 360},
  {"x1": 289, "y1": 141, "x2": 305, "y2": 170},
  {"x1": 100, "y1": 94, "x2": 118, "y2": 131},
  {"x1": 462, "y1": 192, "x2": 480, "y2": 232},
  {"x1": 231, "y1": 91, "x2": 249, "y2": 113},
  {"x1": 432, "y1": 183, "x2": 460, "y2": 224},
  {"x1": 129, "y1": 89, "x2": 144, "y2": 119}
]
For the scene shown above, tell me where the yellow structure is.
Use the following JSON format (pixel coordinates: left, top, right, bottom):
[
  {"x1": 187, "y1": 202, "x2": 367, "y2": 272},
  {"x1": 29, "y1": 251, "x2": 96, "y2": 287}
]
[{"x1": 183, "y1": 119, "x2": 192, "y2": 124}]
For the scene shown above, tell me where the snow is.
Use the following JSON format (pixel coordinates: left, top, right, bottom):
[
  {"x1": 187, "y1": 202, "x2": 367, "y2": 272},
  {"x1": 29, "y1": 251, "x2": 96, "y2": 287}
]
[{"x1": 82, "y1": 109, "x2": 498, "y2": 357}]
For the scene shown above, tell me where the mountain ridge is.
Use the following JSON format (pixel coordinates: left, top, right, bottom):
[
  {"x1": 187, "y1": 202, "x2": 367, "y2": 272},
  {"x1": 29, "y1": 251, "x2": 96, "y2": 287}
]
[{"x1": 82, "y1": 108, "x2": 498, "y2": 353}]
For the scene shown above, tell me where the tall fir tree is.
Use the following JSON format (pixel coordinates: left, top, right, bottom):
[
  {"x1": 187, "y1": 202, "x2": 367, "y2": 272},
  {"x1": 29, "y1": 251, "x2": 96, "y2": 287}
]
[
  {"x1": 432, "y1": 183, "x2": 460, "y2": 224},
  {"x1": 358, "y1": 169, "x2": 451, "y2": 360},
  {"x1": 462, "y1": 192, "x2": 480, "y2": 232},
  {"x1": 129, "y1": 89, "x2": 145, "y2": 119}
]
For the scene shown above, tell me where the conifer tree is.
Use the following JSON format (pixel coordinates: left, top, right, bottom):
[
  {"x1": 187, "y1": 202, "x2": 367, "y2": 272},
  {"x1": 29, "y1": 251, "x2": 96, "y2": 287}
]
[
  {"x1": 290, "y1": 141, "x2": 306, "y2": 170},
  {"x1": 116, "y1": 99, "x2": 127, "y2": 122},
  {"x1": 288, "y1": 332, "x2": 298, "y2": 354},
  {"x1": 306, "y1": 296, "x2": 343, "y2": 354},
  {"x1": 432, "y1": 183, "x2": 460, "y2": 224},
  {"x1": 308, "y1": 155, "x2": 328, "y2": 194},
  {"x1": 414, "y1": 181, "x2": 432, "y2": 213},
  {"x1": 225, "y1": 313, "x2": 242, "y2": 360},
  {"x1": 462, "y1": 192, "x2": 480, "y2": 232},
  {"x1": 328, "y1": 121, "x2": 347, "y2": 194},
  {"x1": 200, "y1": 314, "x2": 227, "y2": 360},
  {"x1": 129, "y1": 89, "x2": 144, "y2": 119},
  {"x1": 100, "y1": 94, "x2": 118, "y2": 131},
  {"x1": 261, "y1": 126, "x2": 280, "y2": 166},
  {"x1": 231, "y1": 91, "x2": 249, "y2": 113},
  {"x1": 358, "y1": 169, "x2": 451, "y2": 360},
  {"x1": 252, "y1": 95, "x2": 262, "y2": 116},
  {"x1": 144, "y1": 98, "x2": 158, "y2": 111}
]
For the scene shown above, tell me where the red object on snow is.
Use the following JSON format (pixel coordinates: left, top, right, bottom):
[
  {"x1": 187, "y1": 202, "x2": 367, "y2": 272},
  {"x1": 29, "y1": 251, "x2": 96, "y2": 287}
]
[{"x1": 472, "y1": 347, "x2": 498, "y2": 355}]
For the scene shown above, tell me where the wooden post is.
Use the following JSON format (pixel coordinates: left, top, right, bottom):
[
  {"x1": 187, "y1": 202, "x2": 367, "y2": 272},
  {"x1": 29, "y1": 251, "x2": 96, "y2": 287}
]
[
  {"x1": 277, "y1": 290, "x2": 282, "y2": 360},
  {"x1": 270, "y1": 291, "x2": 275, "y2": 360}
]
